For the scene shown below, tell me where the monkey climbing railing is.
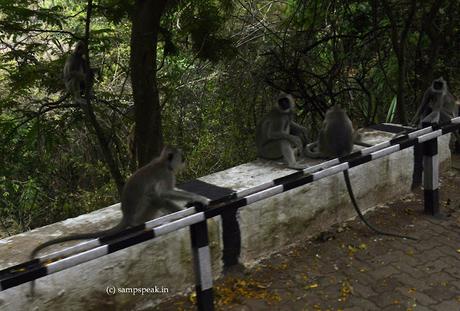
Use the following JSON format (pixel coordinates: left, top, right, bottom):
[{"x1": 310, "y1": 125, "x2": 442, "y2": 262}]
[{"x1": 1, "y1": 118, "x2": 459, "y2": 311}]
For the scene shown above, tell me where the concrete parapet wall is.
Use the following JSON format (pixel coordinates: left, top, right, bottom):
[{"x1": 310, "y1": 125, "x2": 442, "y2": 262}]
[{"x1": 0, "y1": 133, "x2": 452, "y2": 311}]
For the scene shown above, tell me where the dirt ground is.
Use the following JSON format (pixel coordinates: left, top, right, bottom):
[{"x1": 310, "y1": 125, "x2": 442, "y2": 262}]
[{"x1": 155, "y1": 156, "x2": 460, "y2": 311}]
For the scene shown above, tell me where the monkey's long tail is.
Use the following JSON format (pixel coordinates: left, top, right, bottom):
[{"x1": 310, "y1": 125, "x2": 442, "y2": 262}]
[
  {"x1": 28, "y1": 221, "x2": 126, "y2": 297},
  {"x1": 342, "y1": 170, "x2": 418, "y2": 241}
]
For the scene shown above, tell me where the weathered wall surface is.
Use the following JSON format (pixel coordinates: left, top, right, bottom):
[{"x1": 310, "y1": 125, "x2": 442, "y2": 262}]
[{"x1": 0, "y1": 133, "x2": 451, "y2": 311}]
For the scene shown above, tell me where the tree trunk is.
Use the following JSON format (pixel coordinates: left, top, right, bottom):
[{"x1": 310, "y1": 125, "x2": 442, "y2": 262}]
[
  {"x1": 396, "y1": 54, "x2": 407, "y2": 124},
  {"x1": 130, "y1": 0, "x2": 168, "y2": 168},
  {"x1": 83, "y1": 0, "x2": 125, "y2": 195},
  {"x1": 382, "y1": 0, "x2": 416, "y2": 125}
]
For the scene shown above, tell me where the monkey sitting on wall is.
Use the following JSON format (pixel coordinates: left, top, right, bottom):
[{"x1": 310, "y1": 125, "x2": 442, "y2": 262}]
[
  {"x1": 412, "y1": 77, "x2": 458, "y2": 127},
  {"x1": 305, "y1": 105, "x2": 416, "y2": 240},
  {"x1": 256, "y1": 93, "x2": 309, "y2": 169},
  {"x1": 29, "y1": 146, "x2": 209, "y2": 296},
  {"x1": 411, "y1": 78, "x2": 460, "y2": 188}
]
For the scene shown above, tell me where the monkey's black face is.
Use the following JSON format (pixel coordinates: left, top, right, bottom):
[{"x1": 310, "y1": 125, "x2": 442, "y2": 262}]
[
  {"x1": 75, "y1": 42, "x2": 85, "y2": 56},
  {"x1": 433, "y1": 81, "x2": 444, "y2": 91},
  {"x1": 278, "y1": 98, "x2": 291, "y2": 111}
]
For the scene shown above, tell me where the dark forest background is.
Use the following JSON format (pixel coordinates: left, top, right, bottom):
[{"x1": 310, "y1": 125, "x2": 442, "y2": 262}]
[{"x1": 0, "y1": 0, "x2": 459, "y2": 236}]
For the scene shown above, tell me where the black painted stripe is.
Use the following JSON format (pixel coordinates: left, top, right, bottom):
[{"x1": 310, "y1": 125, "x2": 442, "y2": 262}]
[
  {"x1": 283, "y1": 175, "x2": 313, "y2": 192},
  {"x1": 195, "y1": 286, "x2": 215, "y2": 311},
  {"x1": 204, "y1": 198, "x2": 247, "y2": 218},
  {"x1": 424, "y1": 189, "x2": 439, "y2": 216},
  {"x1": 99, "y1": 223, "x2": 146, "y2": 244},
  {"x1": 339, "y1": 149, "x2": 363, "y2": 163},
  {"x1": 390, "y1": 134, "x2": 410, "y2": 145},
  {"x1": 348, "y1": 154, "x2": 372, "y2": 168},
  {"x1": 441, "y1": 123, "x2": 459, "y2": 134},
  {"x1": 190, "y1": 221, "x2": 210, "y2": 249},
  {"x1": 1, "y1": 266, "x2": 48, "y2": 290},
  {"x1": 423, "y1": 139, "x2": 438, "y2": 156},
  {"x1": 0, "y1": 259, "x2": 41, "y2": 280},
  {"x1": 274, "y1": 171, "x2": 304, "y2": 185},
  {"x1": 399, "y1": 138, "x2": 417, "y2": 149},
  {"x1": 210, "y1": 193, "x2": 237, "y2": 205},
  {"x1": 107, "y1": 230, "x2": 155, "y2": 253}
]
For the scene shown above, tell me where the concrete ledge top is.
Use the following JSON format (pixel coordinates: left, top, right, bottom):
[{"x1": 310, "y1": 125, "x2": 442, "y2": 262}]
[{"x1": 199, "y1": 126, "x2": 398, "y2": 191}]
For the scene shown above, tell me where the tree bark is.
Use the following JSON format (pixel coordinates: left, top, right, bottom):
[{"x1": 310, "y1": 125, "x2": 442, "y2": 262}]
[
  {"x1": 382, "y1": 0, "x2": 417, "y2": 125},
  {"x1": 130, "y1": 0, "x2": 168, "y2": 168}
]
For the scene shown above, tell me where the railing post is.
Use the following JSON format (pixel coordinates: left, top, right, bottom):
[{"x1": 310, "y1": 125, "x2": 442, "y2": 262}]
[
  {"x1": 422, "y1": 122, "x2": 439, "y2": 216},
  {"x1": 189, "y1": 203, "x2": 214, "y2": 311}
]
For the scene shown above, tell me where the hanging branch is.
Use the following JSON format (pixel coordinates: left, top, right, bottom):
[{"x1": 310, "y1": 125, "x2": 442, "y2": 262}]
[{"x1": 81, "y1": 0, "x2": 125, "y2": 196}]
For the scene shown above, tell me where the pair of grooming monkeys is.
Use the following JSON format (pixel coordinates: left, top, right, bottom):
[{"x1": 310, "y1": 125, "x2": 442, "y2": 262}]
[{"x1": 28, "y1": 41, "x2": 456, "y2": 295}]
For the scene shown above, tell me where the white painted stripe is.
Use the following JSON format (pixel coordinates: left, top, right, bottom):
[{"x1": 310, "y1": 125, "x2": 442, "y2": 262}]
[
  {"x1": 303, "y1": 158, "x2": 340, "y2": 174},
  {"x1": 237, "y1": 181, "x2": 275, "y2": 198},
  {"x1": 418, "y1": 130, "x2": 442, "y2": 143},
  {"x1": 145, "y1": 207, "x2": 197, "y2": 230},
  {"x1": 408, "y1": 127, "x2": 432, "y2": 139},
  {"x1": 313, "y1": 162, "x2": 349, "y2": 180},
  {"x1": 423, "y1": 154, "x2": 439, "y2": 190},
  {"x1": 361, "y1": 141, "x2": 391, "y2": 155},
  {"x1": 46, "y1": 245, "x2": 109, "y2": 274},
  {"x1": 246, "y1": 185, "x2": 283, "y2": 205},
  {"x1": 40, "y1": 240, "x2": 101, "y2": 262},
  {"x1": 154, "y1": 212, "x2": 205, "y2": 236},
  {"x1": 370, "y1": 145, "x2": 400, "y2": 160},
  {"x1": 198, "y1": 246, "x2": 213, "y2": 290}
]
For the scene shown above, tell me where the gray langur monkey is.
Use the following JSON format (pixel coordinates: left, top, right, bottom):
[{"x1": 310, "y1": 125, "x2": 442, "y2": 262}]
[
  {"x1": 412, "y1": 77, "x2": 458, "y2": 126},
  {"x1": 411, "y1": 78, "x2": 460, "y2": 188},
  {"x1": 256, "y1": 93, "x2": 309, "y2": 169},
  {"x1": 29, "y1": 146, "x2": 209, "y2": 296},
  {"x1": 305, "y1": 105, "x2": 417, "y2": 240},
  {"x1": 63, "y1": 41, "x2": 93, "y2": 104}
]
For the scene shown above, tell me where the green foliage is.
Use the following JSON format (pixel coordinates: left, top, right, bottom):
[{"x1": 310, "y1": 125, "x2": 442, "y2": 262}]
[
  {"x1": 386, "y1": 96, "x2": 397, "y2": 123},
  {"x1": 1, "y1": 0, "x2": 460, "y2": 237}
]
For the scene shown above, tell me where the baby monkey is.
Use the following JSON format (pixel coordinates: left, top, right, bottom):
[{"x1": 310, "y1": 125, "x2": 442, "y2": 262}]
[
  {"x1": 305, "y1": 105, "x2": 416, "y2": 240},
  {"x1": 256, "y1": 93, "x2": 309, "y2": 169},
  {"x1": 29, "y1": 146, "x2": 209, "y2": 295}
]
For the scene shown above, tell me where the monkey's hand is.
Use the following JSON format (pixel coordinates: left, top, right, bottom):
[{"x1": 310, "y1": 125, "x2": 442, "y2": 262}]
[{"x1": 191, "y1": 194, "x2": 211, "y2": 206}]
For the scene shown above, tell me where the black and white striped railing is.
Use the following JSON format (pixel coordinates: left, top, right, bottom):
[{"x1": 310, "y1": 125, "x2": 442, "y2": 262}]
[
  {"x1": 5, "y1": 123, "x2": 432, "y2": 270},
  {"x1": 1, "y1": 118, "x2": 459, "y2": 311},
  {"x1": 0, "y1": 123, "x2": 426, "y2": 277}
]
